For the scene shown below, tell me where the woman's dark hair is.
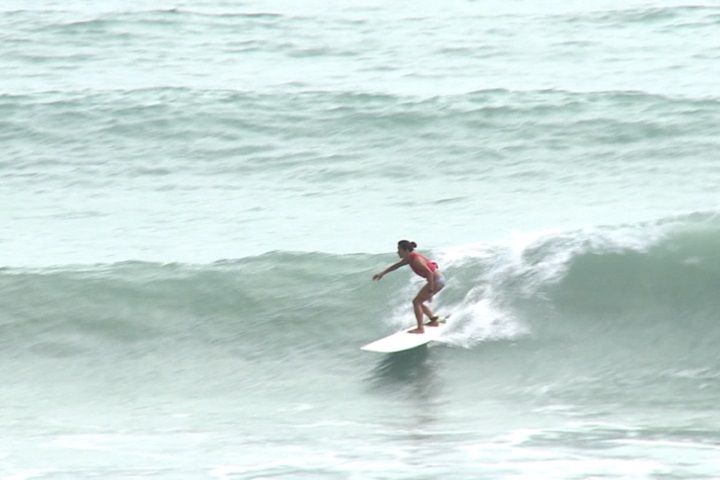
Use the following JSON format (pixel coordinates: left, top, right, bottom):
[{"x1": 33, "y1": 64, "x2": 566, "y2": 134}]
[{"x1": 397, "y1": 240, "x2": 417, "y2": 252}]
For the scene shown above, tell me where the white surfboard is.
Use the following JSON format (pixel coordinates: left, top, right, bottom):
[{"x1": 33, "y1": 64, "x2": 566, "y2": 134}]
[{"x1": 360, "y1": 318, "x2": 448, "y2": 353}]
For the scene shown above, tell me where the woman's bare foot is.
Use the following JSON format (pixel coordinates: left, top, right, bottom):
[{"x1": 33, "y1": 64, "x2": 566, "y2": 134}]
[
  {"x1": 408, "y1": 327, "x2": 425, "y2": 334},
  {"x1": 426, "y1": 320, "x2": 440, "y2": 327}
]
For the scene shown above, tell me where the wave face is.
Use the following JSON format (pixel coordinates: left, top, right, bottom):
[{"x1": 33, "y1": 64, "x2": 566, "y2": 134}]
[{"x1": 3, "y1": 213, "x2": 719, "y2": 374}]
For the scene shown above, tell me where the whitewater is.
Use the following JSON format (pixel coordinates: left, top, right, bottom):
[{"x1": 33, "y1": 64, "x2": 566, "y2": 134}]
[{"x1": 2, "y1": 1, "x2": 720, "y2": 479}]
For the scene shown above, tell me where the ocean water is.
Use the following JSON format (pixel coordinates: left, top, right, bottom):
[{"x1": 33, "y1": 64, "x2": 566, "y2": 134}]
[{"x1": 2, "y1": 1, "x2": 720, "y2": 478}]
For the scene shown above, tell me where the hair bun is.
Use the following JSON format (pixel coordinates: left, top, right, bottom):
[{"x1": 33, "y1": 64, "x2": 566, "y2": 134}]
[{"x1": 397, "y1": 240, "x2": 416, "y2": 252}]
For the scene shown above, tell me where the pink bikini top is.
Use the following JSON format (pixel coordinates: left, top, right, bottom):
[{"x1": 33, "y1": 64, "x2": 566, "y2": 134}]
[{"x1": 408, "y1": 252, "x2": 438, "y2": 278}]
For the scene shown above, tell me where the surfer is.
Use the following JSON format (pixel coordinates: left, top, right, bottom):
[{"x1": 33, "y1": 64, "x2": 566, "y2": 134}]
[{"x1": 372, "y1": 240, "x2": 446, "y2": 334}]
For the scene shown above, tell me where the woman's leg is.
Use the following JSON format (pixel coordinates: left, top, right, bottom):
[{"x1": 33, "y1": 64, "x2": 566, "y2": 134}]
[
  {"x1": 408, "y1": 284, "x2": 434, "y2": 334},
  {"x1": 423, "y1": 277, "x2": 446, "y2": 327},
  {"x1": 421, "y1": 303, "x2": 435, "y2": 321}
]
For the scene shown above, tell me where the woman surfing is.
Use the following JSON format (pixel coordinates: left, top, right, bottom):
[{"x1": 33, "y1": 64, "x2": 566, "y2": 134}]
[{"x1": 372, "y1": 240, "x2": 446, "y2": 334}]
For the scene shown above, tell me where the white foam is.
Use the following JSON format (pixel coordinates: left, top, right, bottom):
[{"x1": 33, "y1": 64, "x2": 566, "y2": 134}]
[{"x1": 441, "y1": 298, "x2": 528, "y2": 348}]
